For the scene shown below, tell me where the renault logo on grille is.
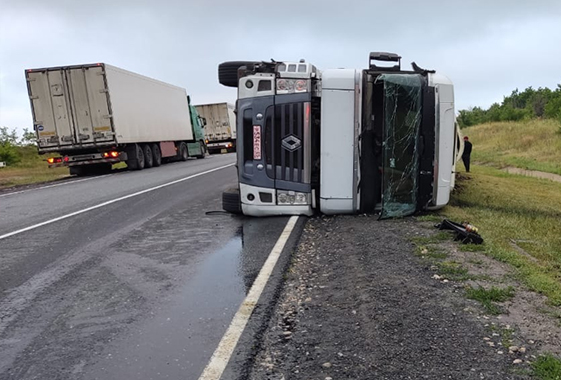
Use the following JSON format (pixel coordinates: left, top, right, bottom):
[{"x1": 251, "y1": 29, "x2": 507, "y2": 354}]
[{"x1": 281, "y1": 135, "x2": 302, "y2": 152}]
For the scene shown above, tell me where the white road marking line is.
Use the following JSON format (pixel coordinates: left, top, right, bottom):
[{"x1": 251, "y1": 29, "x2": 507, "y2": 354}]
[
  {"x1": 0, "y1": 163, "x2": 235, "y2": 241},
  {"x1": 198, "y1": 215, "x2": 299, "y2": 380},
  {"x1": 0, "y1": 174, "x2": 112, "y2": 198}
]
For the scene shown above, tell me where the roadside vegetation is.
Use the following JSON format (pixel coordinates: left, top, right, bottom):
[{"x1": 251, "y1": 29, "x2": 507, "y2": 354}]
[
  {"x1": 465, "y1": 286, "x2": 515, "y2": 315},
  {"x1": 443, "y1": 166, "x2": 561, "y2": 305},
  {"x1": 457, "y1": 86, "x2": 561, "y2": 128},
  {"x1": 532, "y1": 354, "x2": 561, "y2": 380},
  {"x1": 437, "y1": 96, "x2": 561, "y2": 377},
  {"x1": 0, "y1": 127, "x2": 70, "y2": 189},
  {"x1": 463, "y1": 119, "x2": 561, "y2": 175}
]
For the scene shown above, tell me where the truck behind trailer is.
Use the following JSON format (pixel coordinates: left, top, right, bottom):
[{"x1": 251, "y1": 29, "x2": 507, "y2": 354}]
[
  {"x1": 25, "y1": 63, "x2": 207, "y2": 175},
  {"x1": 218, "y1": 52, "x2": 460, "y2": 218},
  {"x1": 195, "y1": 102, "x2": 236, "y2": 154}
]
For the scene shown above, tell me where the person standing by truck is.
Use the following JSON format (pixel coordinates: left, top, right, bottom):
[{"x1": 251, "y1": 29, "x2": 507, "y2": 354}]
[{"x1": 462, "y1": 136, "x2": 472, "y2": 172}]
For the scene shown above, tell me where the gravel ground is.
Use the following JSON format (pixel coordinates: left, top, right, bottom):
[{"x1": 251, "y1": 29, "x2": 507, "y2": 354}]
[{"x1": 248, "y1": 215, "x2": 531, "y2": 380}]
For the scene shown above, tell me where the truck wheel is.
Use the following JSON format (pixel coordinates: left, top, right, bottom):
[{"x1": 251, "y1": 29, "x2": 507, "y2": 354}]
[
  {"x1": 126, "y1": 144, "x2": 145, "y2": 170},
  {"x1": 218, "y1": 61, "x2": 259, "y2": 88},
  {"x1": 178, "y1": 142, "x2": 188, "y2": 161},
  {"x1": 196, "y1": 141, "x2": 206, "y2": 159},
  {"x1": 151, "y1": 143, "x2": 162, "y2": 167},
  {"x1": 143, "y1": 144, "x2": 154, "y2": 168},
  {"x1": 222, "y1": 188, "x2": 242, "y2": 214}
]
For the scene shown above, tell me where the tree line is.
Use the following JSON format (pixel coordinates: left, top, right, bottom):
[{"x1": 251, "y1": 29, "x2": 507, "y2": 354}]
[{"x1": 457, "y1": 85, "x2": 561, "y2": 128}]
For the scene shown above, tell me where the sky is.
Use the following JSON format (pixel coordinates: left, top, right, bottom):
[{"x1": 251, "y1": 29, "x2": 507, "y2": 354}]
[{"x1": 1, "y1": 0, "x2": 561, "y2": 136}]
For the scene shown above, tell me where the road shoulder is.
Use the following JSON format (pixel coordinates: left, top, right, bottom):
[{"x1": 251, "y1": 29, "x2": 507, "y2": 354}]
[{"x1": 247, "y1": 216, "x2": 535, "y2": 379}]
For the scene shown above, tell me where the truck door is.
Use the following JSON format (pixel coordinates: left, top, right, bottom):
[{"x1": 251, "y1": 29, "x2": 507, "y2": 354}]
[
  {"x1": 378, "y1": 74, "x2": 423, "y2": 219},
  {"x1": 66, "y1": 66, "x2": 114, "y2": 143},
  {"x1": 27, "y1": 69, "x2": 74, "y2": 147}
]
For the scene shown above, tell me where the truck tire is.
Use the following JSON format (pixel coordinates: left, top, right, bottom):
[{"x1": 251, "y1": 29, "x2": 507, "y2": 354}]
[
  {"x1": 126, "y1": 144, "x2": 145, "y2": 170},
  {"x1": 151, "y1": 143, "x2": 162, "y2": 167},
  {"x1": 143, "y1": 144, "x2": 153, "y2": 168},
  {"x1": 222, "y1": 188, "x2": 242, "y2": 214},
  {"x1": 178, "y1": 142, "x2": 189, "y2": 161},
  {"x1": 195, "y1": 140, "x2": 206, "y2": 159},
  {"x1": 218, "y1": 61, "x2": 259, "y2": 88}
]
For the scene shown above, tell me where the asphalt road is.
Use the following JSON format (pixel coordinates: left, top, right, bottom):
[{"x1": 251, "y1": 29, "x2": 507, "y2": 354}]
[{"x1": 0, "y1": 154, "x2": 295, "y2": 380}]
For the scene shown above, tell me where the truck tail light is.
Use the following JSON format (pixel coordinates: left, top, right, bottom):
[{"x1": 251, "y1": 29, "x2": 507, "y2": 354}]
[
  {"x1": 103, "y1": 151, "x2": 120, "y2": 158},
  {"x1": 47, "y1": 157, "x2": 63, "y2": 164},
  {"x1": 63, "y1": 156, "x2": 69, "y2": 162}
]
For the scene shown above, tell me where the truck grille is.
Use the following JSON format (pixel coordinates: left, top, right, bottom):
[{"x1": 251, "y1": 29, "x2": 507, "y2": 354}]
[{"x1": 264, "y1": 103, "x2": 306, "y2": 183}]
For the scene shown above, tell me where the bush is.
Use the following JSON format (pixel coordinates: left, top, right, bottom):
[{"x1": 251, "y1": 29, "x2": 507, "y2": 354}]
[
  {"x1": 0, "y1": 144, "x2": 21, "y2": 165},
  {"x1": 0, "y1": 127, "x2": 22, "y2": 165}
]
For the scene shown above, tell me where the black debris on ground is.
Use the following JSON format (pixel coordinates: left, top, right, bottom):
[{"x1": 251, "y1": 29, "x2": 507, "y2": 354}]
[{"x1": 248, "y1": 216, "x2": 529, "y2": 380}]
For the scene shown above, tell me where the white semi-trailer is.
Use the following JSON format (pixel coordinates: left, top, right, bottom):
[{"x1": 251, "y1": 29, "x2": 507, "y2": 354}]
[
  {"x1": 195, "y1": 102, "x2": 236, "y2": 154},
  {"x1": 218, "y1": 52, "x2": 460, "y2": 218},
  {"x1": 26, "y1": 63, "x2": 207, "y2": 175}
]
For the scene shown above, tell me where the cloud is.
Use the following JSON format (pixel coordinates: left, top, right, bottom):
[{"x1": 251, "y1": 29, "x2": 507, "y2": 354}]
[{"x1": 1, "y1": 0, "x2": 561, "y2": 134}]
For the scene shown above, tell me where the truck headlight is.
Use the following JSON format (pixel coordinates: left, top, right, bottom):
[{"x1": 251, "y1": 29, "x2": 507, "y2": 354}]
[
  {"x1": 276, "y1": 79, "x2": 308, "y2": 93},
  {"x1": 276, "y1": 190, "x2": 310, "y2": 205}
]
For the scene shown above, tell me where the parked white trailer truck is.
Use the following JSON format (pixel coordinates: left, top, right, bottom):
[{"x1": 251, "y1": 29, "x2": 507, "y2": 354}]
[
  {"x1": 218, "y1": 53, "x2": 460, "y2": 218},
  {"x1": 25, "y1": 63, "x2": 207, "y2": 175},
  {"x1": 195, "y1": 102, "x2": 236, "y2": 154}
]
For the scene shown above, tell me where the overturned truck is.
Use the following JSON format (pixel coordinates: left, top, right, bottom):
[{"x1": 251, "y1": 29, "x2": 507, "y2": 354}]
[{"x1": 218, "y1": 52, "x2": 460, "y2": 218}]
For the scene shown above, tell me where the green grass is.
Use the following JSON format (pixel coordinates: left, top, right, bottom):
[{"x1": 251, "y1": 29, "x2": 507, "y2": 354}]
[
  {"x1": 459, "y1": 243, "x2": 486, "y2": 253},
  {"x1": 410, "y1": 232, "x2": 453, "y2": 245},
  {"x1": 465, "y1": 286, "x2": 515, "y2": 315},
  {"x1": 532, "y1": 354, "x2": 561, "y2": 380},
  {"x1": 438, "y1": 261, "x2": 469, "y2": 278},
  {"x1": 441, "y1": 165, "x2": 561, "y2": 306},
  {"x1": 463, "y1": 119, "x2": 561, "y2": 175},
  {"x1": 500, "y1": 327, "x2": 514, "y2": 348}
]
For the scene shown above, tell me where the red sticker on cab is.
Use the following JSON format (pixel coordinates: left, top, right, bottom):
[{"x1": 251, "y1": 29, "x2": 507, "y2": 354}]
[{"x1": 253, "y1": 125, "x2": 261, "y2": 160}]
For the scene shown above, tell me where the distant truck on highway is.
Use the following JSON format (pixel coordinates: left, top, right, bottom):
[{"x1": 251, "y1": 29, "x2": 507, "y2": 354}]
[
  {"x1": 25, "y1": 63, "x2": 207, "y2": 176},
  {"x1": 194, "y1": 102, "x2": 236, "y2": 154}
]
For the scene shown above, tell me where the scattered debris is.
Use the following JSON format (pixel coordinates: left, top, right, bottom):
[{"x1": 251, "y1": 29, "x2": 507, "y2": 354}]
[{"x1": 435, "y1": 219, "x2": 483, "y2": 244}]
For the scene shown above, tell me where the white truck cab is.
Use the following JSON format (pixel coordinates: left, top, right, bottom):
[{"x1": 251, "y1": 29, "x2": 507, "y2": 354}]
[{"x1": 218, "y1": 52, "x2": 459, "y2": 218}]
